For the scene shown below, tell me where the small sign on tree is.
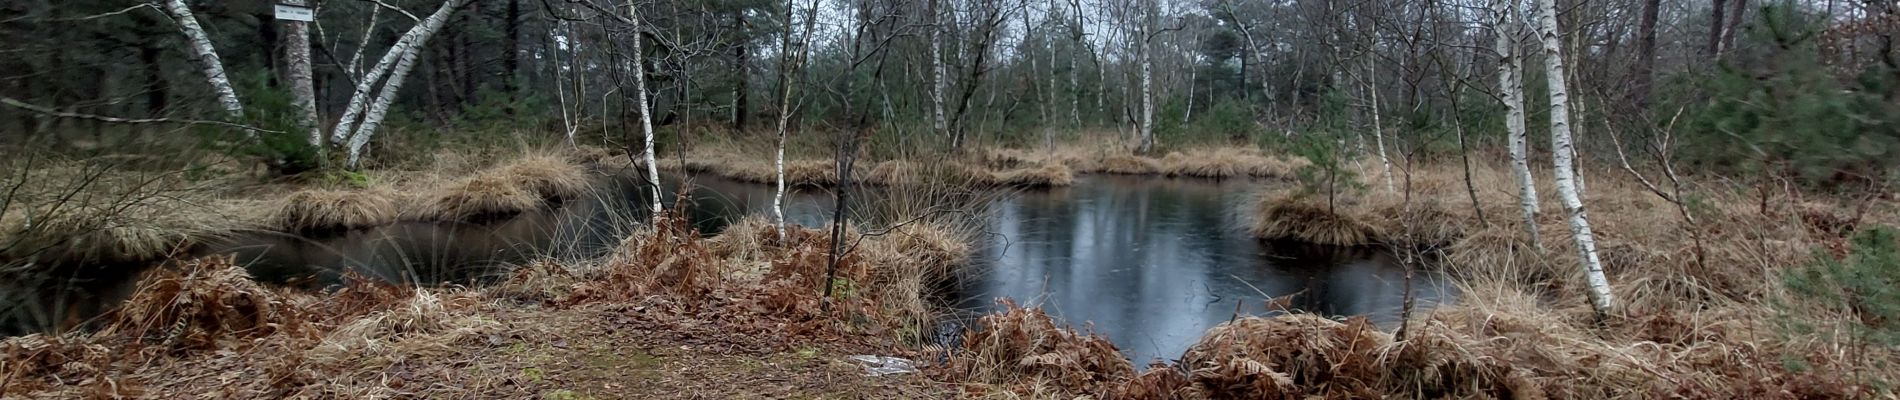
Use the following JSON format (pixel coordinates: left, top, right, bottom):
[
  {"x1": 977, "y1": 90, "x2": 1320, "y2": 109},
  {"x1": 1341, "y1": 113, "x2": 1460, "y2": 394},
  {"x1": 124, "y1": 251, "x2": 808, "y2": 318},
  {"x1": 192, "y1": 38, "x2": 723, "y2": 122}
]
[{"x1": 274, "y1": 4, "x2": 314, "y2": 22}]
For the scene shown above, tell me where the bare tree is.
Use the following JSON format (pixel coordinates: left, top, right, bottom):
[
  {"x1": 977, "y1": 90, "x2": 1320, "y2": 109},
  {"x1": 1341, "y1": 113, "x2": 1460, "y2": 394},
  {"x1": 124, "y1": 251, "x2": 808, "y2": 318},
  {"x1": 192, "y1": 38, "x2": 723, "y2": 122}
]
[{"x1": 282, "y1": 0, "x2": 320, "y2": 145}]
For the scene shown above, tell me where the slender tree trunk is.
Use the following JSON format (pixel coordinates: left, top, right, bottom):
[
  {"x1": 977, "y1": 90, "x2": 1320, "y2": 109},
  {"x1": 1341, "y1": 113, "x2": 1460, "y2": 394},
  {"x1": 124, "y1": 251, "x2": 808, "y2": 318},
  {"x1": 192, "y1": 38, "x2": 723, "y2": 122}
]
[
  {"x1": 1496, "y1": 0, "x2": 1541, "y2": 249},
  {"x1": 157, "y1": 0, "x2": 243, "y2": 120},
  {"x1": 1707, "y1": 0, "x2": 1728, "y2": 56},
  {"x1": 504, "y1": 0, "x2": 520, "y2": 105},
  {"x1": 343, "y1": 0, "x2": 472, "y2": 166},
  {"x1": 1721, "y1": 0, "x2": 1749, "y2": 54},
  {"x1": 1631, "y1": 0, "x2": 1660, "y2": 110},
  {"x1": 1136, "y1": 0, "x2": 1155, "y2": 154},
  {"x1": 1538, "y1": 0, "x2": 1613, "y2": 315},
  {"x1": 928, "y1": 0, "x2": 948, "y2": 138},
  {"x1": 1367, "y1": 53, "x2": 1394, "y2": 193},
  {"x1": 732, "y1": 12, "x2": 750, "y2": 130},
  {"x1": 629, "y1": 1, "x2": 662, "y2": 220},
  {"x1": 282, "y1": 0, "x2": 320, "y2": 145}
]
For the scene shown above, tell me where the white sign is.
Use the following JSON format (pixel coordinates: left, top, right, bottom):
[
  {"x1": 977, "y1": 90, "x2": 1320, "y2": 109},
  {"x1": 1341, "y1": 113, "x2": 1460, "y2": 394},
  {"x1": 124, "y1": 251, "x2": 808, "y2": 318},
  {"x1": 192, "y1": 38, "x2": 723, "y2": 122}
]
[{"x1": 274, "y1": 4, "x2": 314, "y2": 22}]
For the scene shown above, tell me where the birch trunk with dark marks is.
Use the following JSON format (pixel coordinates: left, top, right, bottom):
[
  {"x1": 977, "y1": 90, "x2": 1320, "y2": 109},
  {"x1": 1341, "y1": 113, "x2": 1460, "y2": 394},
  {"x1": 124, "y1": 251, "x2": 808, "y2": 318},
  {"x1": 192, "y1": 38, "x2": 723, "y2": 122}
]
[{"x1": 1537, "y1": 0, "x2": 1614, "y2": 315}]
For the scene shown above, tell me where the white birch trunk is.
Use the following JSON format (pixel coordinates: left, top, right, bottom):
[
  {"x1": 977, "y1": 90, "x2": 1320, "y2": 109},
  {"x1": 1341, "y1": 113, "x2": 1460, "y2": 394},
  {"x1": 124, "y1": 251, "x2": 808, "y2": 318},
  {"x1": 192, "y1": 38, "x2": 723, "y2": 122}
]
[
  {"x1": 1367, "y1": 43, "x2": 1394, "y2": 194},
  {"x1": 158, "y1": 0, "x2": 243, "y2": 120},
  {"x1": 1537, "y1": 0, "x2": 1613, "y2": 315},
  {"x1": 283, "y1": 0, "x2": 320, "y2": 145},
  {"x1": 1494, "y1": 0, "x2": 1541, "y2": 248},
  {"x1": 330, "y1": 7, "x2": 426, "y2": 145},
  {"x1": 630, "y1": 1, "x2": 662, "y2": 221},
  {"x1": 346, "y1": 0, "x2": 470, "y2": 167},
  {"x1": 928, "y1": 0, "x2": 948, "y2": 138},
  {"x1": 1136, "y1": 6, "x2": 1155, "y2": 154}
]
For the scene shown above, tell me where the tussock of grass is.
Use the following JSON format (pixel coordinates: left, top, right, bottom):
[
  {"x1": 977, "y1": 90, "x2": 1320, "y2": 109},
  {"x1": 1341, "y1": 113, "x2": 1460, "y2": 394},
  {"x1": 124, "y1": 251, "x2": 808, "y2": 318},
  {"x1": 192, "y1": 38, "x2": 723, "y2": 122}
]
[
  {"x1": 412, "y1": 173, "x2": 543, "y2": 223},
  {"x1": 991, "y1": 163, "x2": 1076, "y2": 188},
  {"x1": 268, "y1": 189, "x2": 399, "y2": 235},
  {"x1": 491, "y1": 153, "x2": 593, "y2": 202},
  {"x1": 305, "y1": 290, "x2": 497, "y2": 369},
  {"x1": 1248, "y1": 194, "x2": 1380, "y2": 246},
  {"x1": 1096, "y1": 153, "x2": 1162, "y2": 175},
  {"x1": 948, "y1": 300, "x2": 1133, "y2": 394}
]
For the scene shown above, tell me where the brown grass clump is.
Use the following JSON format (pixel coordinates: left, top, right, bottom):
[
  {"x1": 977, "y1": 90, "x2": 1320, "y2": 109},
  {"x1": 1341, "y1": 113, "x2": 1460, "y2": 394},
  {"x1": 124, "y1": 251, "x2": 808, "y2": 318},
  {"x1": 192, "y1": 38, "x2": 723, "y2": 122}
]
[
  {"x1": 490, "y1": 153, "x2": 593, "y2": 202},
  {"x1": 99, "y1": 255, "x2": 314, "y2": 351},
  {"x1": 1105, "y1": 363, "x2": 1196, "y2": 400},
  {"x1": 992, "y1": 163, "x2": 1076, "y2": 188},
  {"x1": 489, "y1": 259, "x2": 579, "y2": 305},
  {"x1": 1096, "y1": 153, "x2": 1162, "y2": 175},
  {"x1": 949, "y1": 301, "x2": 1134, "y2": 394},
  {"x1": 1248, "y1": 194, "x2": 1381, "y2": 246},
  {"x1": 861, "y1": 160, "x2": 919, "y2": 186},
  {"x1": 305, "y1": 290, "x2": 497, "y2": 369},
  {"x1": 570, "y1": 216, "x2": 723, "y2": 303},
  {"x1": 412, "y1": 173, "x2": 543, "y2": 223},
  {"x1": 0, "y1": 333, "x2": 127, "y2": 398},
  {"x1": 1178, "y1": 315, "x2": 1393, "y2": 399},
  {"x1": 1161, "y1": 151, "x2": 1243, "y2": 179},
  {"x1": 268, "y1": 189, "x2": 399, "y2": 235}
]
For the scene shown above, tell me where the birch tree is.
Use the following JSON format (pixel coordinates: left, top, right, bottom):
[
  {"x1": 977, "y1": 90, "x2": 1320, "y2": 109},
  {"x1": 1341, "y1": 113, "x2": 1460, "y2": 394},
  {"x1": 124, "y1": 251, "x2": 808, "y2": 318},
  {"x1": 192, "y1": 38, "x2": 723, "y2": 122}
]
[
  {"x1": 629, "y1": 0, "x2": 662, "y2": 221},
  {"x1": 332, "y1": 0, "x2": 473, "y2": 167},
  {"x1": 1494, "y1": 0, "x2": 1540, "y2": 248},
  {"x1": 1135, "y1": 0, "x2": 1156, "y2": 154},
  {"x1": 156, "y1": 0, "x2": 243, "y2": 119},
  {"x1": 927, "y1": 0, "x2": 948, "y2": 139},
  {"x1": 1536, "y1": 0, "x2": 1613, "y2": 315},
  {"x1": 773, "y1": 0, "x2": 820, "y2": 237}
]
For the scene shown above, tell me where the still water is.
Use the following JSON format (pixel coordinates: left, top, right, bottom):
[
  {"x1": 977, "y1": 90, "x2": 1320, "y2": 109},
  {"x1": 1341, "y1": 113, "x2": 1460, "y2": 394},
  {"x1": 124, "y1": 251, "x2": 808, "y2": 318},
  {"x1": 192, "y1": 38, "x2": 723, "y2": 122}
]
[{"x1": 672, "y1": 174, "x2": 1452, "y2": 363}]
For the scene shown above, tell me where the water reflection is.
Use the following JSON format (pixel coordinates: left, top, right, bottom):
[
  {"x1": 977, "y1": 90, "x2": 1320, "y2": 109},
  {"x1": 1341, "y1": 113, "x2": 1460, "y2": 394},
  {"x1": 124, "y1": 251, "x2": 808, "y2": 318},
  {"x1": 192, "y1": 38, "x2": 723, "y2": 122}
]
[{"x1": 943, "y1": 175, "x2": 1451, "y2": 363}]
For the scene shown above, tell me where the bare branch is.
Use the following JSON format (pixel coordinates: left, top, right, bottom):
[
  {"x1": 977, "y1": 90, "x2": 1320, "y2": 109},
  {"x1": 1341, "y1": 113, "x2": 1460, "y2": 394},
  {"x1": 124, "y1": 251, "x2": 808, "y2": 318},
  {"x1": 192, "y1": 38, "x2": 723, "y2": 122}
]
[{"x1": 0, "y1": 96, "x2": 280, "y2": 134}]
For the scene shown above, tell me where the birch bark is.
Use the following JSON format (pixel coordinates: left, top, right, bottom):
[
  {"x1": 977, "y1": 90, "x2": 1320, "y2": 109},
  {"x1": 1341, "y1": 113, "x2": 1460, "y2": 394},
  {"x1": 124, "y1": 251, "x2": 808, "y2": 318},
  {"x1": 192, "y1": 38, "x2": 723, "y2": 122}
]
[
  {"x1": 346, "y1": 0, "x2": 471, "y2": 167},
  {"x1": 629, "y1": 1, "x2": 662, "y2": 220},
  {"x1": 1494, "y1": 0, "x2": 1540, "y2": 248},
  {"x1": 157, "y1": 0, "x2": 244, "y2": 120},
  {"x1": 1536, "y1": 0, "x2": 1614, "y2": 314}
]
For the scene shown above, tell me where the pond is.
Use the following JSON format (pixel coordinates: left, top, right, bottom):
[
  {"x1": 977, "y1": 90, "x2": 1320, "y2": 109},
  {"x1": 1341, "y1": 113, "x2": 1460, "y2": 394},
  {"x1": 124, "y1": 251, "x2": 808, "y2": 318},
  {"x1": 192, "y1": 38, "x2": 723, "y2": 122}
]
[
  {"x1": 663, "y1": 173, "x2": 1453, "y2": 363},
  {"x1": 17, "y1": 171, "x2": 1452, "y2": 363}
]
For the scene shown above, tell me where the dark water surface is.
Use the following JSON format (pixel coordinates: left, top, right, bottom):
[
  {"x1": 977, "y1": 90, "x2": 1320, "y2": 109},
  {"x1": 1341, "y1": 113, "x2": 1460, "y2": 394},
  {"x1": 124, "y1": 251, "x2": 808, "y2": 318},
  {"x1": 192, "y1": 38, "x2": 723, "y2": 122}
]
[{"x1": 671, "y1": 174, "x2": 1452, "y2": 363}]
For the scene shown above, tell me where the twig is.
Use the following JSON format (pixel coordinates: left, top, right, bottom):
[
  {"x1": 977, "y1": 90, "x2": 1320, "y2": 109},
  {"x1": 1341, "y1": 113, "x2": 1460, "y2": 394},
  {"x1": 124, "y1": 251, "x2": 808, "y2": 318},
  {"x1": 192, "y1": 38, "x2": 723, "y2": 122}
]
[{"x1": 0, "y1": 96, "x2": 280, "y2": 134}]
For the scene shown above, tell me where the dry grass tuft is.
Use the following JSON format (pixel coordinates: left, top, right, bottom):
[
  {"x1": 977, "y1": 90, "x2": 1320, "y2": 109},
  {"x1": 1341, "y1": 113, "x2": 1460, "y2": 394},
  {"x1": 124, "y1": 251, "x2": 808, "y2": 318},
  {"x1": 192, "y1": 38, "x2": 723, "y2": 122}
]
[
  {"x1": 1179, "y1": 314, "x2": 1393, "y2": 398},
  {"x1": 306, "y1": 290, "x2": 497, "y2": 369},
  {"x1": 412, "y1": 173, "x2": 543, "y2": 223},
  {"x1": 949, "y1": 301, "x2": 1134, "y2": 394},
  {"x1": 992, "y1": 163, "x2": 1076, "y2": 188},
  {"x1": 1105, "y1": 363, "x2": 1196, "y2": 400},
  {"x1": 1096, "y1": 154, "x2": 1162, "y2": 175},
  {"x1": 490, "y1": 153, "x2": 593, "y2": 202},
  {"x1": 489, "y1": 259, "x2": 579, "y2": 305},
  {"x1": 100, "y1": 255, "x2": 314, "y2": 351},
  {"x1": 1248, "y1": 194, "x2": 1381, "y2": 246},
  {"x1": 268, "y1": 189, "x2": 399, "y2": 235}
]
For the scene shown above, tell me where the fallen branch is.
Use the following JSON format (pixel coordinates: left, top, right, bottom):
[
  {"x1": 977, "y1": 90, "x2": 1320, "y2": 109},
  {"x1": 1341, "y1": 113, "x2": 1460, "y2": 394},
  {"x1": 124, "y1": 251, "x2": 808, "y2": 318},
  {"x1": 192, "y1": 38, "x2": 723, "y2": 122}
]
[{"x1": 0, "y1": 96, "x2": 280, "y2": 134}]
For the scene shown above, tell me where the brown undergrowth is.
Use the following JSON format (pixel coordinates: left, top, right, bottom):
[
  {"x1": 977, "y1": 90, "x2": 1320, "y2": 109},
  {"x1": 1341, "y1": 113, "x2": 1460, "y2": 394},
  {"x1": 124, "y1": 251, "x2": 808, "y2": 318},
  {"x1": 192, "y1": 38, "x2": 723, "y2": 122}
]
[{"x1": 2, "y1": 205, "x2": 974, "y2": 398}]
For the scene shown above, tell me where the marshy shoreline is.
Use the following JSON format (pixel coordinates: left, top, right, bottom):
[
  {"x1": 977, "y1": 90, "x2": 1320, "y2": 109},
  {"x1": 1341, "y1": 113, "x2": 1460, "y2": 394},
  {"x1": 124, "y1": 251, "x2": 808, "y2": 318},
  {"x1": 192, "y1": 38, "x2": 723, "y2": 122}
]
[{"x1": 3, "y1": 143, "x2": 1894, "y2": 399}]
